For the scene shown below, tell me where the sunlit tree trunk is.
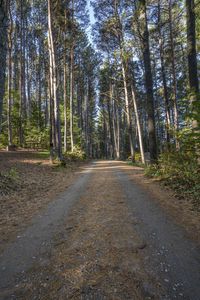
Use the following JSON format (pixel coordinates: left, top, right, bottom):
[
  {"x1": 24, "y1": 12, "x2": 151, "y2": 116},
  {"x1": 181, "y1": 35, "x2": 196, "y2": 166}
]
[
  {"x1": 19, "y1": 0, "x2": 26, "y2": 146},
  {"x1": 64, "y1": 56, "x2": 68, "y2": 153},
  {"x1": 70, "y1": 0, "x2": 74, "y2": 152},
  {"x1": 131, "y1": 84, "x2": 145, "y2": 164},
  {"x1": 138, "y1": 0, "x2": 157, "y2": 162},
  {"x1": 48, "y1": 0, "x2": 62, "y2": 161},
  {"x1": 169, "y1": 0, "x2": 179, "y2": 149},
  {"x1": 7, "y1": 0, "x2": 12, "y2": 146},
  {"x1": 0, "y1": 1, "x2": 8, "y2": 134},
  {"x1": 112, "y1": 84, "x2": 120, "y2": 159}
]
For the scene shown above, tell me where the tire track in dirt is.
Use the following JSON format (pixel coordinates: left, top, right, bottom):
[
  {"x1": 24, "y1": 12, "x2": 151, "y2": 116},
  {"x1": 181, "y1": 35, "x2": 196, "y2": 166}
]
[
  {"x1": 117, "y1": 167, "x2": 200, "y2": 300},
  {"x1": 0, "y1": 165, "x2": 92, "y2": 296}
]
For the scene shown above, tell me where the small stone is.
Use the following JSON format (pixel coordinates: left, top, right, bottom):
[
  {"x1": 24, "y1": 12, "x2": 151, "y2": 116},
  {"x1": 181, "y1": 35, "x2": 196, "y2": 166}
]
[{"x1": 138, "y1": 243, "x2": 147, "y2": 250}]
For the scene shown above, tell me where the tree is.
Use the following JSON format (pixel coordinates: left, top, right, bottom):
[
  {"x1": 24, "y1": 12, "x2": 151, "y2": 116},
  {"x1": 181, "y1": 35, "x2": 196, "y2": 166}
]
[
  {"x1": 0, "y1": 0, "x2": 8, "y2": 134},
  {"x1": 186, "y1": 0, "x2": 199, "y2": 129},
  {"x1": 137, "y1": 0, "x2": 158, "y2": 162},
  {"x1": 48, "y1": 0, "x2": 62, "y2": 160},
  {"x1": 7, "y1": 0, "x2": 13, "y2": 146}
]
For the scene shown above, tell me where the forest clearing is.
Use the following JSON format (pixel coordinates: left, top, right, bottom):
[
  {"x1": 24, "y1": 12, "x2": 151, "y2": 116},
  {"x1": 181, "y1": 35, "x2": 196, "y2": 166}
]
[{"x1": 0, "y1": 0, "x2": 200, "y2": 299}]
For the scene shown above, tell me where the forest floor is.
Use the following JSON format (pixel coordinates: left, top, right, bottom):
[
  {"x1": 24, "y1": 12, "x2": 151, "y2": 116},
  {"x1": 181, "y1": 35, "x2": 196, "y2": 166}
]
[
  {"x1": 0, "y1": 150, "x2": 85, "y2": 253},
  {"x1": 0, "y1": 155, "x2": 200, "y2": 299}
]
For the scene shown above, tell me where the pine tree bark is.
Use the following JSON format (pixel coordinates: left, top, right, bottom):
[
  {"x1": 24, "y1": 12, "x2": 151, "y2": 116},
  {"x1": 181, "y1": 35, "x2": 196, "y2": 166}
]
[
  {"x1": 131, "y1": 83, "x2": 145, "y2": 164},
  {"x1": 63, "y1": 9, "x2": 68, "y2": 153},
  {"x1": 112, "y1": 84, "x2": 120, "y2": 159},
  {"x1": 64, "y1": 56, "x2": 68, "y2": 153},
  {"x1": 7, "y1": 0, "x2": 12, "y2": 146},
  {"x1": 0, "y1": 0, "x2": 8, "y2": 134},
  {"x1": 19, "y1": 0, "x2": 26, "y2": 146},
  {"x1": 138, "y1": 0, "x2": 158, "y2": 162},
  {"x1": 70, "y1": 0, "x2": 75, "y2": 152},
  {"x1": 186, "y1": 0, "x2": 199, "y2": 129},
  {"x1": 158, "y1": 0, "x2": 171, "y2": 146},
  {"x1": 169, "y1": 0, "x2": 179, "y2": 149},
  {"x1": 48, "y1": 0, "x2": 62, "y2": 161},
  {"x1": 70, "y1": 45, "x2": 74, "y2": 152}
]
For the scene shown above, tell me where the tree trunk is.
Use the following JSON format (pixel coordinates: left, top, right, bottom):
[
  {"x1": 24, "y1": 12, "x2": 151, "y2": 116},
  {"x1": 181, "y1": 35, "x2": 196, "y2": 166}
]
[
  {"x1": 70, "y1": 45, "x2": 74, "y2": 152},
  {"x1": 37, "y1": 36, "x2": 42, "y2": 130},
  {"x1": 7, "y1": 0, "x2": 12, "y2": 146},
  {"x1": 169, "y1": 0, "x2": 179, "y2": 149},
  {"x1": 158, "y1": 0, "x2": 171, "y2": 146},
  {"x1": 84, "y1": 80, "x2": 89, "y2": 157},
  {"x1": 186, "y1": 0, "x2": 199, "y2": 129},
  {"x1": 64, "y1": 55, "x2": 68, "y2": 153},
  {"x1": 131, "y1": 84, "x2": 145, "y2": 164},
  {"x1": 107, "y1": 82, "x2": 114, "y2": 158},
  {"x1": 19, "y1": 0, "x2": 26, "y2": 146},
  {"x1": 70, "y1": 0, "x2": 74, "y2": 152},
  {"x1": 119, "y1": 43, "x2": 135, "y2": 161},
  {"x1": 139, "y1": 0, "x2": 158, "y2": 162},
  {"x1": 112, "y1": 85, "x2": 120, "y2": 159},
  {"x1": 0, "y1": 0, "x2": 8, "y2": 134},
  {"x1": 48, "y1": 0, "x2": 62, "y2": 161}
]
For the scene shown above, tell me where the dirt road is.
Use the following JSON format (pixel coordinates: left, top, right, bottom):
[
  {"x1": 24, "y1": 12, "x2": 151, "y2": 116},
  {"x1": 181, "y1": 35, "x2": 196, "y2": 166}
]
[{"x1": 0, "y1": 161, "x2": 199, "y2": 299}]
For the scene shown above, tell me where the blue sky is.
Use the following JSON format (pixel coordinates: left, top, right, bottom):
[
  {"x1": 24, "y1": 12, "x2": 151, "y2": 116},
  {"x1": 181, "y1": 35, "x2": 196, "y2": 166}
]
[
  {"x1": 87, "y1": 0, "x2": 95, "y2": 25},
  {"x1": 87, "y1": 0, "x2": 95, "y2": 43}
]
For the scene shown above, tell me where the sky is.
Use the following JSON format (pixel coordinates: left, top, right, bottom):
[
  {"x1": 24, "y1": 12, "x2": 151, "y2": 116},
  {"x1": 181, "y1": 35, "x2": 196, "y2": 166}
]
[
  {"x1": 87, "y1": 0, "x2": 95, "y2": 43},
  {"x1": 87, "y1": 0, "x2": 95, "y2": 25}
]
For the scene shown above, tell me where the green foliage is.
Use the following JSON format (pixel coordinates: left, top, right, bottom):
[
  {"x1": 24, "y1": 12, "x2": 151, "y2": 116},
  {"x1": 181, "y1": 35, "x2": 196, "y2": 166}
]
[
  {"x1": 0, "y1": 168, "x2": 19, "y2": 196},
  {"x1": 145, "y1": 151, "x2": 200, "y2": 210},
  {"x1": 24, "y1": 126, "x2": 49, "y2": 149},
  {"x1": 64, "y1": 146, "x2": 86, "y2": 162},
  {"x1": 34, "y1": 151, "x2": 50, "y2": 160},
  {"x1": 8, "y1": 168, "x2": 19, "y2": 180},
  {"x1": 0, "y1": 135, "x2": 7, "y2": 149},
  {"x1": 127, "y1": 152, "x2": 145, "y2": 167}
]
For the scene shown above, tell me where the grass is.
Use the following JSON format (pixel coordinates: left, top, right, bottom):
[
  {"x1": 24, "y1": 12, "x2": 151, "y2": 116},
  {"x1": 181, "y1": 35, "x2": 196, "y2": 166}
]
[
  {"x1": 34, "y1": 151, "x2": 50, "y2": 160},
  {"x1": 127, "y1": 161, "x2": 145, "y2": 168}
]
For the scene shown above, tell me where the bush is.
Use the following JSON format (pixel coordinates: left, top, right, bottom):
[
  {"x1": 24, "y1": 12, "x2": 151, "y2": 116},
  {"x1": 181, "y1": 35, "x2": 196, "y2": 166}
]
[
  {"x1": 64, "y1": 147, "x2": 86, "y2": 162},
  {"x1": 145, "y1": 151, "x2": 200, "y2": 209},
  {"x1": 0, "y1": 168, "x2": 19, "y2": 196}
]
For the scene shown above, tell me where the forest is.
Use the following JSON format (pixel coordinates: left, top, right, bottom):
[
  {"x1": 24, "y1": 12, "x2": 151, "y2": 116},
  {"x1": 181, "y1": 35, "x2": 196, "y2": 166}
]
[
  {"x1": 0, "y1": 1, "x2": 200, "y2": 298},
  {"x1": 0, "y1": 0, "x2": 200, "y2": 196}
]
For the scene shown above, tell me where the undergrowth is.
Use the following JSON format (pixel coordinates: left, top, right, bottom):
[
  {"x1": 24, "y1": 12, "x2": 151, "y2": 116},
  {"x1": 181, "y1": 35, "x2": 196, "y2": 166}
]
[
  {"x1": 0, "y1": 168, "x2": 20, "y2": 196},
  {"x1": 145, "y1": 152, "x2": 200, "y2": 210},
  {"x1": 63, "y1": 147, "x2": 86, "y2": 162}
]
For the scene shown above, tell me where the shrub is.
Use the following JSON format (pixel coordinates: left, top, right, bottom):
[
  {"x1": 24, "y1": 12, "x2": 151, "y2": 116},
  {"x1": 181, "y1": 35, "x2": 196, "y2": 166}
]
[
  {"x1": 64, "y1": 147, "x2": 86, "y2": 162},
  {"x1": 145, "y1": 151, "x2": 200, "y2": 209}
]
